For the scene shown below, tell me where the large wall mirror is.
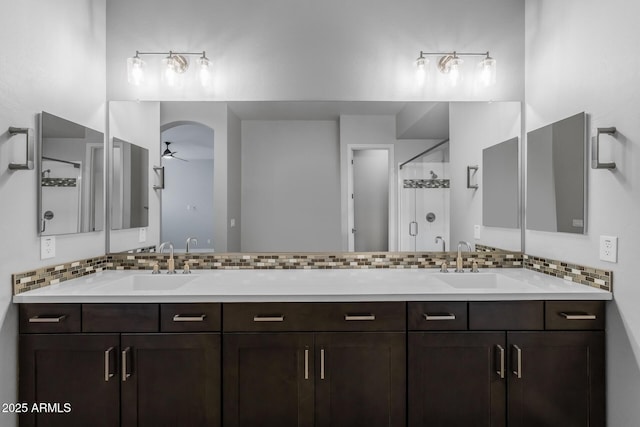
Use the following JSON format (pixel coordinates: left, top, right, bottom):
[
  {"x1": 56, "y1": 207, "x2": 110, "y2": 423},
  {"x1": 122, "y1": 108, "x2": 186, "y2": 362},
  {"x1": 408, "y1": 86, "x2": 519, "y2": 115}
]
[
  {"x1": 526, "y1": 112, "x2": 586, "y2": 234},
  {"x1": 39, "y1": 112, "x2": 104, "y2": 235},
  {"x1": 108, "y1": 101, "x2": 522, "y2": 254}
]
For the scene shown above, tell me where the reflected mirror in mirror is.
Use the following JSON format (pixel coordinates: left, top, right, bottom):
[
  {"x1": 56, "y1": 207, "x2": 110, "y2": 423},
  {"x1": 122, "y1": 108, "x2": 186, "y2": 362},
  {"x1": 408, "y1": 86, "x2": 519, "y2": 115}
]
[
  {"x1": 526, "y1": 112, "x2": 586, "y2": 234},
  {"x1": 39, "y1": 112, "x2": 104, "y2": 235},
  {"x1": 111, "y1": 138, "x2": 149, "y2": 230},
  {"x1": 483, "y1": 137, "x2": 519, "y2": 228}
]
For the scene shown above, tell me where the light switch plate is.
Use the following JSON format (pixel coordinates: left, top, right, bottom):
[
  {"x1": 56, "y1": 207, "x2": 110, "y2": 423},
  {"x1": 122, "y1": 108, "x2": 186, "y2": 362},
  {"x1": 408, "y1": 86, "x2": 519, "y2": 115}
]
[
  {"x1": 40, "y1": 236, "x2": 56, "y2": 259},
  {"x1": 599, "y1": 235, "x2": 617, "y2": 263},
  {"x1": 138, "y1": 228, "x2": 147, "y2": 243},
  {"x1": 473, "y1": 225, "x2": 481, "y2": 240}
]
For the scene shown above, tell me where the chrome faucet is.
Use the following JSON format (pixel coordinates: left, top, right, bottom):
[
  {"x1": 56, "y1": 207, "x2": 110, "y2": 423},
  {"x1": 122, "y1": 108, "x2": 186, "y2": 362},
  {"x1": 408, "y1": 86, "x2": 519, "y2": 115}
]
[
  {"x1": 186, "y1": 237, "x2": 198, "y2": 253},
  {"x1": 158, "y1": 241, "x2": 176, "y2": 274},
  {"x1": 435, "y1": 236, "x2": 446, "y2": 252},
  {"x1": 455, "y1": 241, "x2": 473, "y2": 273}
]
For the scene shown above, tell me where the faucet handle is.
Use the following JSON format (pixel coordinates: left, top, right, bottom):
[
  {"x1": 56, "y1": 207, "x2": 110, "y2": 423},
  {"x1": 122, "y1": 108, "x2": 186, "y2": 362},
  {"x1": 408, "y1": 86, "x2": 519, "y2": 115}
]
[
  {"x1": 471, "y1": 261, "x2": 480, "y2": 273},
  {"x1": 182, "y1": 261, "x2": 191, "y2": 274},
  {"x1": 439, "y1": 261, "x2": 449, "y2": 273},
  {"x1": 151, "y1": 262, "x2": 160, "y2": 274}
]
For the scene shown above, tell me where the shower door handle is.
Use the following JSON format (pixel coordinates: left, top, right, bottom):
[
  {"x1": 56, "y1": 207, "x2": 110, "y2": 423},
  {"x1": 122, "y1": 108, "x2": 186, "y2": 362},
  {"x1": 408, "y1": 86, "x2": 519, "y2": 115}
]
[{"x1": 409, "y1": 221, "x2": 418, "y2": 236}]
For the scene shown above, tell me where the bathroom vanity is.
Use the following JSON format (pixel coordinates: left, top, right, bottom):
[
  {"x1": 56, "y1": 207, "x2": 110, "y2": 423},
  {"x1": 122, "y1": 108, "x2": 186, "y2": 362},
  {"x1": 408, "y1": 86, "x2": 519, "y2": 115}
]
[{"x1": 14, "y1": 269, "x2": 610, "y2": 427}]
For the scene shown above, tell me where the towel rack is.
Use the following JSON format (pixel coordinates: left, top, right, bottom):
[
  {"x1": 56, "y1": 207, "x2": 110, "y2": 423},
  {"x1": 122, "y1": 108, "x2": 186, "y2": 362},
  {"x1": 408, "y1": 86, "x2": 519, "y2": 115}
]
[
  {"x1": 7, "y1": 127, "x2": 34, "y2": 170},
  {"x1": 591, "y1": 127, "x2": 616, "y2": 169},
  {"x1": 153, "y1": 166, "x2": 165, "y2": 190},
  {"x1": 466, "y1": 165, "x2": 479, "y2": 189}
]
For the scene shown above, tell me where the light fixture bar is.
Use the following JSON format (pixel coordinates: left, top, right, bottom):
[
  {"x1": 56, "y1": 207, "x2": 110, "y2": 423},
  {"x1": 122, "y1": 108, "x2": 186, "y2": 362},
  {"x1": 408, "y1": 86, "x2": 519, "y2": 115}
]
[
  {"x1": 419, "y1": 51, "x2": 490, "y2": 57},
  {"x1": 134, "y1": 50, "x2": 207, "y2": 56},
  {"x1": 127, "y1": 50, "x2": 212, "y2": 88},
  {"x1": 415, "y1": 50, "x2": 496, "y2": 87}
]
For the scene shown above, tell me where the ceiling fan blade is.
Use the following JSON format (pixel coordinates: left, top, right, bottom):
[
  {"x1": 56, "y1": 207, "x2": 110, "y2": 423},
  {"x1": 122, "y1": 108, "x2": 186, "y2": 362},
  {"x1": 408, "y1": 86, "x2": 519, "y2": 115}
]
[{"x1": 172, "y1": 154, "x2": 189, "y2": 161}]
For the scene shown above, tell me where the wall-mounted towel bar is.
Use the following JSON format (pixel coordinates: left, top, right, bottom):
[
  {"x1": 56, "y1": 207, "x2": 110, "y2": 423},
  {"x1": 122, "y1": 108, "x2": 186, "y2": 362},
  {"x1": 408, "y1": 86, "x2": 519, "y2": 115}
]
[
  {"x1": 467, "y1": 165, "x2": 479, "y2": 189},
  {"x1": 591, "y1": 127, "x2": 616, "y2": 169},
  {"x1": 8, "y1": 127, "x2": 34, "y2": 170},
  {"x1": 153, "y1": 166, "x2": 165, "y2": 190}
]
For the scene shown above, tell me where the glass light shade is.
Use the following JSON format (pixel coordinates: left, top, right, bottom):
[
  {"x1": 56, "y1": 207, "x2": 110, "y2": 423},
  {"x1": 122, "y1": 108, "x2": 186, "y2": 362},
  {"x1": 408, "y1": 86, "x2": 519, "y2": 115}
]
[
  {"x1": 126, "y1": 56, "x2": 146, "y2": 86},
  {"x1": 199, "y1": 56, "x2": 212, "y2": 87},
  {"x1": 448, "y1": 57, "x2": 463, "y2": 87},
  {"x1": 478, "y1": 56, "x2": 497, "y2": 87},
  {"x1": 415, "y1": 56, "x2": 429, "y2": 85}
]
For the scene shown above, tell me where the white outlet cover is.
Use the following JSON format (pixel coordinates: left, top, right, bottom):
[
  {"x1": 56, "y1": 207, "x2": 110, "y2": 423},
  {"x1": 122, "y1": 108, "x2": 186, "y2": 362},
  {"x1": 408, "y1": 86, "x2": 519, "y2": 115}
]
[
  {"x1": 40, "y1": 236, "x2": 56, "y2": 259},
  {"x1": 599, "y1": 235, "x2": 618, "y2": 263},
  {"x1": 474, "y1": 225, "x2": 481, "y2": 240},
  {"x1": 138, "y1": 228, "x2": 147, "y2": 243}
]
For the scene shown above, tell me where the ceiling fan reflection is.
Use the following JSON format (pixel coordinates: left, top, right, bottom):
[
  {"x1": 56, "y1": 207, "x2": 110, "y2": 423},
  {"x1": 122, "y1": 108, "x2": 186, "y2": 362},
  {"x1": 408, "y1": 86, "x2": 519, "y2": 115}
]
[{"x1": 162, "y1": 141, "x2": 188, "y2": 161}]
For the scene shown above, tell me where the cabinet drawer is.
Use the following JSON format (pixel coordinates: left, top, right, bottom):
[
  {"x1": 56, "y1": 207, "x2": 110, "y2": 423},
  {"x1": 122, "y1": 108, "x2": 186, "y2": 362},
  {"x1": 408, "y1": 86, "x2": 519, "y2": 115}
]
[
  {"x1": 545, "y1": 301, "x2": 605, "y2": 330},
  {"x1": 313, "y1": 302, "x2": 406, "y2": 331},
  {"x1": 223, "y1": 303, "x2": 315, "y2": 332},
  {"x1": 82, "y1": 304, "x2": 159, "y2": 332},
  {"x1": 161, "y1": 303, "x2": 221, "y2": 332},
  {"x1": 19, "y1": 304, "x2": 81, "y2": 333},
  {"x1": 408, "y1": 302, "x2": 467, "y2": 330},
  {"x1": 469, "y1": 301, "x2": 543, "y2": 330}
]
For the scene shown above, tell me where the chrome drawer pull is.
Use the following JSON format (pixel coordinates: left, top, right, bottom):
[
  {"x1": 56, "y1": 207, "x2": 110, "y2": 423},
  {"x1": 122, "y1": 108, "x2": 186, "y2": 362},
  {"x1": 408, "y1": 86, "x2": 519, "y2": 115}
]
[
  {"x1": 423, "y1": 313, "x2": 456, "y2": 321},
  {"x1": 173, "y1": 314, "x2": 207, "y2": 322},
  {"x1": 344, "y1": 314, "x2": 375, "y2": 321},
  {"x1": 320, "y1": 348, "x2": 325, "y2": 380},
  {"x1": 253, "y1": 315, "x2": 285, "y2": 322},
  {"x1": 121, "y1": 347, "x2": 132, "y2": 382},
  {"x1": 104, "y1": 347, "x2": 115, "y2": 382},
  {"x1": 304, "y1": 347, "x2": 309, "y2": 380},
  {"x1": 512, "y1": 345, "x2": 522, "y2": 379},
  {"x1": 559, "y1": 312, "x2": 597, "y2": 320},
  {"x1": 496, "y1": 345, "x2": 505, "y2": 379},
  {"x1": 28, "y1": 315, "x2": 67, "y2": 323}
]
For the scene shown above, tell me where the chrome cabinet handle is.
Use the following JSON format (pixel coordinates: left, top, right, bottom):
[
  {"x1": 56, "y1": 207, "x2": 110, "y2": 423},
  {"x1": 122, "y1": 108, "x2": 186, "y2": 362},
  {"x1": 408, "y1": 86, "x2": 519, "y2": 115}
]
[
  {"x1": 28, "y1": 315, "x2": 67, "y2": 323},
  {"x1": 121, "y1": 347, "x2": 132, "y2": 382},
  {"x1": 320, "y1": 348, "x2": 325, "y2": 380},
  {"x1": 253, "y1": 315, "x2": 285, "y2": 322},
  {"x1": 344, "y1": 314, "x2": 375, "y2": 321},
  {"x1": 496, "y1": 345, "x2": 505, "y2": 379},
  {"x1": 512, "y1": 345, "x2": 522, "y2": 379},
  {"x1": 559, "y1": 312, "x2": 597, "y2": 320},
  {"x1": 104, "y1": 347, "x2": 115, "y2": 382},
  {"x1": 173, "y1": 314, "x2": 207, "y2": 322},
  {"x1": 423, "y1": 313, "x2": 456, "y2": 321},
  {"x1": 304, "y1": 347, "x2": 309, "y2": 380}
]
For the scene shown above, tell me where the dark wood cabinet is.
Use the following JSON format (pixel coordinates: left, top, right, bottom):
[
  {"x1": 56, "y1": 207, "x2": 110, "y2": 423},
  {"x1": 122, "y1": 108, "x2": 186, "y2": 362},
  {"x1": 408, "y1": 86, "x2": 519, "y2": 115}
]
[
  {"x1": 19, "y1": 303, "x2": 221, "y2": 427},
  {"x1": 121, "y1": 333, "x2": 221, "y2": 427},
  {"x1": 223, "y1": 333, "x2": 315, "y2": 427},
  {"x1": 408, "y1": 332, "x2": 506, "y2": 427},
  {"x1": 315, "y1": 332, "x2": 406, "y2": 427},
  {"x1": 507, "y1": 331, "x2": 605, "y2": 427},
  {"x1": 19, "y1": 334, "x2": 120, "y2": 427}
]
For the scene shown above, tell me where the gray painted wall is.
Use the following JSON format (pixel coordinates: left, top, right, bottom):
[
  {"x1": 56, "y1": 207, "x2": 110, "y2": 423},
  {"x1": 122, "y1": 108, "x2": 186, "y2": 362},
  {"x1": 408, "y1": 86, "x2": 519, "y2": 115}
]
[{"x1": 241, "y1": 120, "x2": 342, "y2": 252}]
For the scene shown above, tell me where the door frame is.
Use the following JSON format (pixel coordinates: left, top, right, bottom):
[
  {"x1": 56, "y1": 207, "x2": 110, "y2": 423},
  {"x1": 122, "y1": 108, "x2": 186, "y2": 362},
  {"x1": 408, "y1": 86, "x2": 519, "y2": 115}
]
[{"x1": 347, "y1": 144, "x2": 396, "y2": 252}]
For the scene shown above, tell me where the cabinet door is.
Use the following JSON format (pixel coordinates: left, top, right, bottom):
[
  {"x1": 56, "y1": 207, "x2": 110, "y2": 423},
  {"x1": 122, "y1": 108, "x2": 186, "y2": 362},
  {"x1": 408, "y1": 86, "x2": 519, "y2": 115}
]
[
  {"x1": 121, "y1": 333, "x2": 221, "y2": 427},
  {"x1": 315, "y1": 332, "x2": 406, "y2": 427},
  {"x1": 223, "y1": 333, "x2": 314, "y2": 427},
  {"x1": 507, "y1": 331, "x2": 605, "y2": 427},
  {"x1": 408, "y1": 332, "x2": 506, "y2": 427},
  {"x1": 19, "y1": 334, "x2": 120, "y2": 427}
]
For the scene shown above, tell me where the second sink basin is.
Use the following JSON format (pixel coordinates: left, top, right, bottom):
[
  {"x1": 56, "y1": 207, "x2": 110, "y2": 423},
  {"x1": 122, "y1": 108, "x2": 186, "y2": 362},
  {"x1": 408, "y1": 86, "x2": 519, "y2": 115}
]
[
  {"x1": 109, "y1": 274, "x2": 198, "y2": 291},
  {"x1": 435, "y1": 272, "x2": 533, "y2": 290}
]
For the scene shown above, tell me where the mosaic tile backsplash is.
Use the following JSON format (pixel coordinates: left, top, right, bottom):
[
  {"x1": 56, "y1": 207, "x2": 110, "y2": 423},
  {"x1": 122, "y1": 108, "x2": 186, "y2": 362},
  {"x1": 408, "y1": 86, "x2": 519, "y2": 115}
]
[{"x1": 13, "y1": 250, "x2": 612, "y2": 295}]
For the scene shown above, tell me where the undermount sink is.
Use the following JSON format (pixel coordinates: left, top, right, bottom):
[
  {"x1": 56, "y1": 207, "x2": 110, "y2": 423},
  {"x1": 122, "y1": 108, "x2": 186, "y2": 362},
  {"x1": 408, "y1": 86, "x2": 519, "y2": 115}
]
[
  {"x1": 435, "y1": 272, "x2": 532, "y2": 290},
  {"x1": 108, "y1": 274, "x2": 198, "y2": 291}
]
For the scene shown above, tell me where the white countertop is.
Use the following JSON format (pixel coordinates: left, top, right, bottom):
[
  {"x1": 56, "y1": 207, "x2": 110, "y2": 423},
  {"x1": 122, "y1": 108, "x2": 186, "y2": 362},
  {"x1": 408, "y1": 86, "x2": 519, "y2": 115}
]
[{"x1": 12, "y1": 268, "x2": 612, "y2": 303}]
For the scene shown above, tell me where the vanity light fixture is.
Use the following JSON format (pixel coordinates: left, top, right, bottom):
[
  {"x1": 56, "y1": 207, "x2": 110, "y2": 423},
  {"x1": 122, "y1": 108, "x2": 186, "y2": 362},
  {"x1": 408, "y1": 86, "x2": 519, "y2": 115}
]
[
  {"x1": 126, "y1": 50, "x2": 212, "y2": 88},
  {"x1": 415, "y1": 51, "x2": 497, "y2": 87}
]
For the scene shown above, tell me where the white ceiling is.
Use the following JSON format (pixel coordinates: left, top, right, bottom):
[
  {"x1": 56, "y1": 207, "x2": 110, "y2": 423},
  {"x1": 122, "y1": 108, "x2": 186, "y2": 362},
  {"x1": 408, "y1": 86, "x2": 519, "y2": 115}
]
[{"x1": 227, "y1": 101, "x2": 408, "y2": 121}]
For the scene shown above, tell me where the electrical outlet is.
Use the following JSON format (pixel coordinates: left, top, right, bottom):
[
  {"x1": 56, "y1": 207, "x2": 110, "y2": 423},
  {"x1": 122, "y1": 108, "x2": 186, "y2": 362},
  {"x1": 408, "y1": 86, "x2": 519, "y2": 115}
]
[
  {"x1": 40, "y1": 236, "x2": 56, "y2": 259},
  {"x1": 599, "y1": 235, "x2": 618, "y2": 263},
  {"x1": 230, "y1": 218, "x2": 236, "y2": 228},
  {"x1": 138, "y1": 228, "x2": 147, "y2": 243},
  {"x1": 473, "y1": 225, "x2": 481, "y2": 240}
]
